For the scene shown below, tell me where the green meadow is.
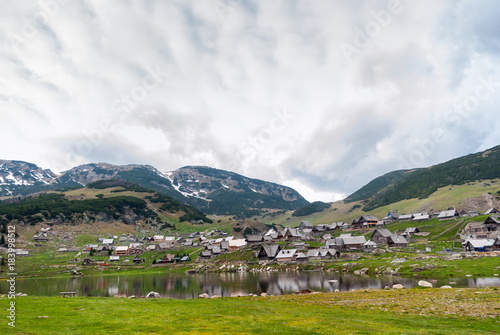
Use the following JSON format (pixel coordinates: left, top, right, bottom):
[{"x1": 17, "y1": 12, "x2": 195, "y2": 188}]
[{"x1": 3, "y1": 288, "x2": 499, "y2": 334}]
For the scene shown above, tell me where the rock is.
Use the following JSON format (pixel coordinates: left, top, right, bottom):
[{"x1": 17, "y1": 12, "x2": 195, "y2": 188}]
[
  {"x1": 38, "y1": 316, "x2": 49, "y2": 319},
  {"x1": 418, "y1": 280, "x2": 433, "y2": 288},
  {"x1": 198, "y1": 293, "x2": 210, "y2": 299},
  {"x1": 440, "y1": 285, "x2": 452, "y2": 289},
  {"x1": 211, "y1": 295, "x2": 220, "y2": 298},
  {"x1": 392, "y1": 284, "x2": 405, "y2": 289},
  {"x1": 128, "y1": 295, "x2": 136, "y2": 299},
  {"x1": 334, "y1": 289, "x2": 340, "y2": 292},
  {"x1": 260, "y1": 293, "x2": 268, "y2": 297},
  {"x1": 493, "y1": 274, "x2": 499, "y2": 276},
  {"x1": 145, "y1": 291, "x2": 161, "y2": 298},
  {"x1": 384, "y1": 286, "x2": 391, "y2": 290},
  {"x1": 295, "y1": 289, "x2": 314, "y2": 294}
]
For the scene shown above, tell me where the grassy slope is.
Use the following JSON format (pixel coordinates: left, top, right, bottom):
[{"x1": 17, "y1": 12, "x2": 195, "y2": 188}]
[
  {"x1": 4, "y1": 288, "x2": 499, "y2": 334},
  {"x1": 261, "y1": 179, "x2": 500, "y2": 227}
]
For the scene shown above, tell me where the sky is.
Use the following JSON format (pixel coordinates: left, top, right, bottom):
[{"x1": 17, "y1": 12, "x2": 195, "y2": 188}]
[{"x1": 1, "y1": 0, "x2": 500, "y2": 202}]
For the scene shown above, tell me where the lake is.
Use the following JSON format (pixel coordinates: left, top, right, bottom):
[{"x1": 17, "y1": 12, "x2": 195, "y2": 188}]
[{"x1": 3, "y1": 272, "x2": 500, "y2": 298}]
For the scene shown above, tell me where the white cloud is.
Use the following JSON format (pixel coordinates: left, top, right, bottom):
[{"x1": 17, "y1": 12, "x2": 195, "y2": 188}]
[{"x1": 1, "y1": 0, "x2": 499, "y2": 202}]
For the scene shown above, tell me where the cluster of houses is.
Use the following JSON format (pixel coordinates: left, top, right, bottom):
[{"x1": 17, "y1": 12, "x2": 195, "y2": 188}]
[
  {"x1": 28, "y1": 207, "x2": 500, "y2": 264},
  {"x1": 461, "y1": 215, "x2": 500, "y2": 252}
]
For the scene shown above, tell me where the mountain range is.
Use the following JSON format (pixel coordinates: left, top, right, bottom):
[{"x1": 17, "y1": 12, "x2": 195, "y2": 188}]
[
  {"x1": 1, "y1": 144, "x2": 499, "y2": 218},
  {"x1": 0, "y1": 162, "x2": 308, "y2": 217}
]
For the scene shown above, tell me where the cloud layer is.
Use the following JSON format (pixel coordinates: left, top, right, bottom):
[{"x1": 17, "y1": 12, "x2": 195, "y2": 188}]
[{"x1": 1, "y1": 0, "x2": 499, "y2": 202}]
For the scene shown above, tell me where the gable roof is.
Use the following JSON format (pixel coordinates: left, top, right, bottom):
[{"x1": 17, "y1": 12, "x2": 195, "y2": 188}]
[
  {"x1": 388, "y1": 235, "x2": 408, "y2": 244},
  {"x1": 373, "y1": 229, "x2": 392, "y2": 237},
  {"x1": 260, "y1": 244, "x2": 281, "y2": 258},
  {"x1": 275, "y1": 249, "x2": 297, "y2": 259},
  {"x1": 438, "y1": 209, "x2": 458, "y2": 218},
  {"x1": 464, "y1": 239, "x2": 495, "y2": 248}
]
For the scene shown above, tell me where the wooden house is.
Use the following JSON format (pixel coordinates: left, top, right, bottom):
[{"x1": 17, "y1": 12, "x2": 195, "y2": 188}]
[
  {"x1": 246, "y1": 234, "x2": 264, "y2": 243},
  {"x1": 115, "y1": 246, "x2": 130, "y2": 256},
  {"x1": 438, "y1": 209, "x2": 459, "y2": 221},
  {"x1": 355, "y1": 215, "x2": 379, "y2": 227},
  {"x1": 387, "y1": 235, "x2": 408, "y2": 248},
  {"x1": 370, "y1": 229, "x2": 393, "y2": 244},
  {"x1": 275, "y1": 249, "x2": 298, "y2": 262},
  {"x1": 463, "y1": 239, "x2": 495, "y2": 252},
  {"x1": 257, "y1": 244, "x2": 282, "y2": 261},
  {"x1": 33, "y1": 232, "x2": 49, "y2": 242}
]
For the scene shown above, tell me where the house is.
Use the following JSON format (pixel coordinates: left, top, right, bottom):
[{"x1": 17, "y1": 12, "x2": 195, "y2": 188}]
[
  {"x1": 413, "y1": 213, "x2": 430, "y2": 222},
  {"x1": 146, "y1": 244, "x2": 159, "y2": 251},
  {"x1": 485, "y1": 208, "x2": 499, "y2": 215},
  {"x1": 159, "y1": 254, "x2": 175, "y2": 263},
  {"x1": 200, "y1": 250, "x2": 213, "y2": 259},
  {"x1": 342, "y1": 236, "x2": 367, "y2": 251},
  {"x1": 129, "y1": 243, "x2": 143, "y2": 254},
  {"x1": 133, "y1": 255, "x2": 142, "y2": 264},
  {"x1": 355, "y1": 215, "x2": 379, "y2": 227},
  {"x1": 306, "y1": 249, "x2": 338, "y2": 259},
  {"x1": 228, "y1": 239, "x2": 247, "y2": 250},
  {"x1": 363, "y1": 240, "x2": 377, "y2": 251},
  {"x1": 275, "y1": 249, "x2": 298, "y2": 262},
  {"x1": 257, "y1": 244, "x2": 282, "y2": 260},
  {"x1": 370, "y1": 229, "x2": 393, "y2": 244},
  {"x1": 109, "y1": 256, "x2": 120, "y2": 262},
  {"x1": 82, "y1": 257, "x2": 94, "y2": 265},
  {"x1": 83, "y1": 244, "x2": 99, "y2": 253},
  {"x1": 179, "y1": 255, "x2": 191, "y2": 262},
  {"x1": 102, "y1": 238, "x2": 114, "y2": 245},
  {"x1": 295, "y1": 252, "x2": 309, "y2": 263},
  {"x1": 299, "y1": 221, "x2": 314, "y2": 229},
  {"x1": 153, "y1": 235, "x2": 165, "y2": 242},
  {"x1": 437, "y1": 209, "x2": 459, "y2": 220},
  {"x1": 383, "y1": 211, "x2": 400, "y2": 223},
  {"x1": 158, "y1": 243, "x2": 171, "y2": 250},
  {"x1": 14, "y1": 249, "x2": 29, "y2": 256},
  {"x1": 398, "y1": 214, "x2": 414, "y2": 221},
  {"x1": 387, "y1": 235, "x2": 408, "y2": 248},
  {"x1": 283, "y1": 228, "x2": 302, "y2": 241},
  {"x1": 115, "y1": 246, "x2": 129, "y2": 256},
  {"x1": 483, "y1": 216, "x2": 500, "y2": 233},
  {"x1": 246, "y1": 234, "x2": 264, "y2": 243},
  {"x1": 33, "y1": 232, "x2": 49, "y2": 242},
  {"x1": 405, "y1": 227, "x2": 420, "y2": 235},
  {"x1": 463, "y1": 239, "x2": 495, "y2": 252}
]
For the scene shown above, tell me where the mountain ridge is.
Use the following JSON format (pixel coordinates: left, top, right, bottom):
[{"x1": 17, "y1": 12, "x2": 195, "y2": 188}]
[
  {"x1": 0, "y1": 161, "x2": 308, "y2": 217},
  {"x1": 345, "y1": 145, "x2": 500, "y2": 211}
]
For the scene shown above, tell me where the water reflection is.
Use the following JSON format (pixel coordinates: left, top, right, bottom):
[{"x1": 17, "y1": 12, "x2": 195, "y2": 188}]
[{"x1": 2, "y1": 272, "x2": 499, "y2": 299}]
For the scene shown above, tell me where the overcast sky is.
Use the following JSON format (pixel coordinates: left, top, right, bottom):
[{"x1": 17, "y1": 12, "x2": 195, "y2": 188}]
[{"x1": 1, "y1": 0, "x2": 499, "y2": 202}]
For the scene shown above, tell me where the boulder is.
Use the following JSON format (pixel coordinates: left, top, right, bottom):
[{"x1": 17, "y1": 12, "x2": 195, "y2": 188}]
[
  {"x1": 260, "y1": 293, "x2": 268, "y2": 297},
  {"x1": 145, "y1": 291, "x2": 161, "y2": 298},
  {"x1": 440, "y1": 285, "x2": 452, "y2": 289},
  {"x1": 128, "y1": 295, "x2": 136, "y2": 299},
  {"x1": 418, "y1": 280, "x2": 433, "y2": 288},
  {"x1": 210, "y1": 295, "x2": 221, "y2": 299},
  {"x1": 392, "y1": 284, "x2": 405, "y2": 289},
  {"x1": 198, "y1": 293, "x2": 210, "y2": 299}
]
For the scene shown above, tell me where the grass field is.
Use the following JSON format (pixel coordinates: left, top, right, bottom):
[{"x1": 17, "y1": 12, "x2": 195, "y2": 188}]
[{"x1": 3, "y1": 288, "x2": 499, "y2": 334}]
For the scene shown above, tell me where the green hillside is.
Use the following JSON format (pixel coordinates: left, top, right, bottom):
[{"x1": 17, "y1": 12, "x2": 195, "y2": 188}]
[
  {"x1": 346, "y1": 145, "x2": 500, "y2": 211},
  {"x1": 0, "y1": 180, "x2": 212, "y2": 232}
]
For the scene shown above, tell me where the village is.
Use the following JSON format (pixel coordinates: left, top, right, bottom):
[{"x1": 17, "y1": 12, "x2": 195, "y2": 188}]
[{"x1": 16, "y1": 207, "x2": 500, "y2": 271}]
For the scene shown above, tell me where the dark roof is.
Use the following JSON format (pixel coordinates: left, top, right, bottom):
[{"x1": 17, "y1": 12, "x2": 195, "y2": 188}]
[
  {"x1": 260, "y1": 244, "x2": 281, "y2": 258},
  {"x1": 373, "y1": 228, "x2": 392, "y2": 237}
]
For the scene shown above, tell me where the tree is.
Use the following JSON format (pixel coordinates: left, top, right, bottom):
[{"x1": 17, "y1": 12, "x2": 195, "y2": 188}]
[{"x1": 0, "y1": 234, "x2": 4, "y2": 246}]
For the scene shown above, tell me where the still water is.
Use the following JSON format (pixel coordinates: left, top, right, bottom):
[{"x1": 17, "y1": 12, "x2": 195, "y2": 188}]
[{"x1": 2, "y1": 272, "x2": 499, "y2": 299}]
